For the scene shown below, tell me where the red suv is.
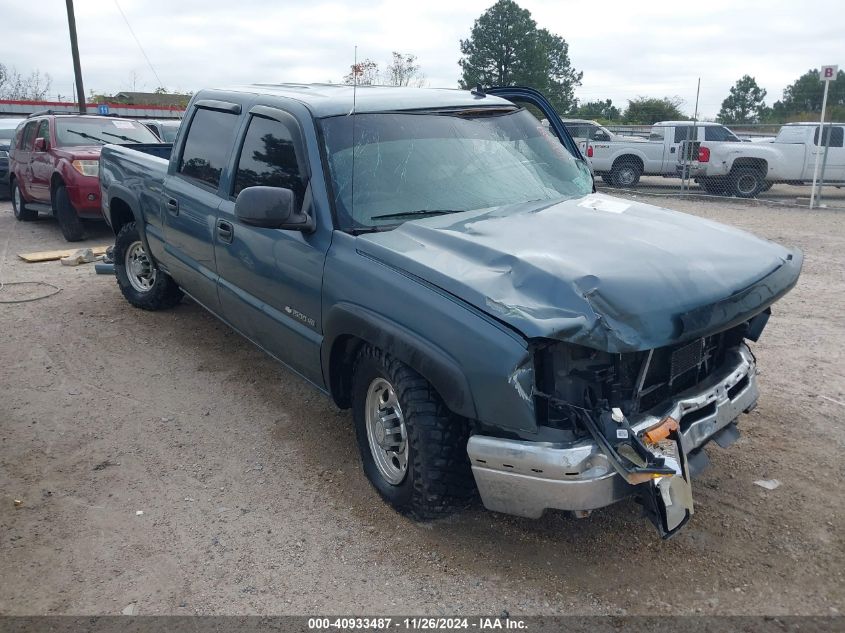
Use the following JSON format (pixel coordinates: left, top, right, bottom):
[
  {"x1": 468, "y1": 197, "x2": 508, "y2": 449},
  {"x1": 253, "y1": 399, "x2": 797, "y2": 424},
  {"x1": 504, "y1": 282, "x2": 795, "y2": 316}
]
[{"x1": 9, "y1": 112, "x2": 159, "y2": 241}]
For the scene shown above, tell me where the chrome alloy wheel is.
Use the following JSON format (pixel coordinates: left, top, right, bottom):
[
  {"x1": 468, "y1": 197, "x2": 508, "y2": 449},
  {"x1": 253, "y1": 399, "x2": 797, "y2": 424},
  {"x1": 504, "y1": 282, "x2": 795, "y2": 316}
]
[
  {"x1": 125, "y1": 241, "x2": 157, "y2": 292},
  {"x1": 365, "y1": 377, "x2": 409, "y2": 485}
]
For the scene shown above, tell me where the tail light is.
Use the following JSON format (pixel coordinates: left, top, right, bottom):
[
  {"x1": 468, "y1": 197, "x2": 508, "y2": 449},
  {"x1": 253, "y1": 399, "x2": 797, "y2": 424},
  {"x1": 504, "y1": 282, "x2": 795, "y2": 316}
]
[
  {"x1": 698, "y1": 146, "x2": 710, "y2": 162},
  {"x1": 587, "y1": 145, "x2": 594, "y2": 158}
]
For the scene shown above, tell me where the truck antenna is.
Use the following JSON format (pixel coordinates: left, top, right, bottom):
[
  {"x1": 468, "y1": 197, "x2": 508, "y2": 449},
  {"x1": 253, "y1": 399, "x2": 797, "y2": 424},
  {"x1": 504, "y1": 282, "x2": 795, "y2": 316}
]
[{"x1": 350, "y1": 46, "x2": 357, "y2": 221}]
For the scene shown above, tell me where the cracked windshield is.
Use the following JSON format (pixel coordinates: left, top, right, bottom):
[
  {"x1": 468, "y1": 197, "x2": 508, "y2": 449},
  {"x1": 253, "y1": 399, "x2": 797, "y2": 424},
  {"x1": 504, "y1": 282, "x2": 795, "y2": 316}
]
[{"x1": 321, "y1": 108, "x2": 593, "y2": 231}]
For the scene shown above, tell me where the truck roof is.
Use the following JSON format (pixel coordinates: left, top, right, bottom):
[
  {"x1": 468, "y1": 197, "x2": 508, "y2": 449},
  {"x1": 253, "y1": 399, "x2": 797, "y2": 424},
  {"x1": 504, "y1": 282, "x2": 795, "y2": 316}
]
[
  {"x1": 218, "y1": 84, "x2": 515, "y2": 117},
  {"x1": 653, "y1": 120, "x2": 724, "y2": 127}
]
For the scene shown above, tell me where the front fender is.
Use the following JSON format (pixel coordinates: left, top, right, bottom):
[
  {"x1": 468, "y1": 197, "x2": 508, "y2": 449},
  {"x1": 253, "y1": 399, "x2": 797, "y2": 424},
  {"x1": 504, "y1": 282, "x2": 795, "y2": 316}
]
[{"x1": 322, "y1": 302, "x2": 477, "y2": 419}]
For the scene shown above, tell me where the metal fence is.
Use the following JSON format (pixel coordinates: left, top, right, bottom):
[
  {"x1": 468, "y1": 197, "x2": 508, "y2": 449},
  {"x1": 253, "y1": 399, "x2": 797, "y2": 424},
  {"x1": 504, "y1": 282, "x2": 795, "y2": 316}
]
[{"x1": 572, "y1": 120, "x2": 845, "y2": 210}]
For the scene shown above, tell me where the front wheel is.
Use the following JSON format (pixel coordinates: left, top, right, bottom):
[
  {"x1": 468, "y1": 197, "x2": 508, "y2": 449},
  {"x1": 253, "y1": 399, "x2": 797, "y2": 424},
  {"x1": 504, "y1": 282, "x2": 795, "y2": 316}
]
[
  {"x1": 54, "y1": 185, "x2": 86, "y2": 241},
  {"x1": 351, "y1": 345, "x2": 474, "y2": 519},
  {"x1": 114, "y1": 222, "x2": 183, "y2": 310},
  {"x1": 12, "y1": 181, "x2": 38, "y2": 221}
]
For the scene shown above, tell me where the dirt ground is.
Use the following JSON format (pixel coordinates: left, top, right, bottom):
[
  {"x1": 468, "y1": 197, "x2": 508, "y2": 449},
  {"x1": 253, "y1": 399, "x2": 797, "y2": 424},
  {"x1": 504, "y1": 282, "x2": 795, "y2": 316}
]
[{"x1": 0, "y1": 195, "x2": 843, "y2": 616}]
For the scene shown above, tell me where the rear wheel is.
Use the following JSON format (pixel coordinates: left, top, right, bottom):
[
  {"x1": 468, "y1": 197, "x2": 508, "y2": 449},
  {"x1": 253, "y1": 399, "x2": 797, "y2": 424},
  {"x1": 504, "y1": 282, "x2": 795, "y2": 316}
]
[
  {"x1": 114, "y1": 222, "x2": 182, "y2": 310},
  {"x1": 610, "y1": 160, "x2": 642, "y2": 188},
  {"x1": 12, "y1": 181, "x2": 38, "y2": 221},
  {"x1": 351, "y1": 345, "x2": 474, "y2": 519},
  {"x1": 729, "y1": 168, "x2": 765, "y2": 198},
  {"x1": 54, "y1": 185, "x2": 86, "y2": 241}
]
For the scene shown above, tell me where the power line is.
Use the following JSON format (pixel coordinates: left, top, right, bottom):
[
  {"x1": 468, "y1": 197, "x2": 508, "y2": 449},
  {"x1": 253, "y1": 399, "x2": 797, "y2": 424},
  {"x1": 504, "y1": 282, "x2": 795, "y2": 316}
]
[{"x1": 111, "y1": 0, "x2": 164, "y2": 89}]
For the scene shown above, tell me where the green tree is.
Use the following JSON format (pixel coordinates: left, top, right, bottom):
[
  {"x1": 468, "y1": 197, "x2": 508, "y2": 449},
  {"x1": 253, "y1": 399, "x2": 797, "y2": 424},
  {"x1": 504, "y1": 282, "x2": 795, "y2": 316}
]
[
  {"x1": 772, "y1": 68, "x2": 845, "y2": 117},
  {"x1": 717, "y1": 75, "x2": 767, "y2": 123},
  {"x1": 458, "y1": 0, "x2": 582, "y2": 112},
  {"x1": 623, "y1": 97, "x2": 686, "y2": 124},
  {"x1": 575, "y1": 99, "x2": 620, "y2": 121}
]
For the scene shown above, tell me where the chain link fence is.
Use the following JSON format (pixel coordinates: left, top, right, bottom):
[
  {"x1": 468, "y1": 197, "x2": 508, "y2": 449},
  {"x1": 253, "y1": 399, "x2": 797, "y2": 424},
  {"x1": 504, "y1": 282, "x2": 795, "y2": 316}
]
[{"x1": 567, "y1": 119, "x2": 845, "y2": 210}]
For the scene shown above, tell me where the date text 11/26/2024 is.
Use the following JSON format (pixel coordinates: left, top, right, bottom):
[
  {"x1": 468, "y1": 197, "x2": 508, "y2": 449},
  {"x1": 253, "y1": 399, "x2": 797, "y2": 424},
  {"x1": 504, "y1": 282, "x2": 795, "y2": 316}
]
[{"x1": 307, "y1": 617, "x2": 527, "y2": 631}]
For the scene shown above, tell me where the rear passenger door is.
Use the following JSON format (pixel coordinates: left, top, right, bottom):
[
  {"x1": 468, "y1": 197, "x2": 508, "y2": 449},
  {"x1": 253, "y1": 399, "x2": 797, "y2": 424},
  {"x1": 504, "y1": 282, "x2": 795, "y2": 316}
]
[
  {"x1": 14, "y1": 121, "x2": 38, "y2": 198},
  {"x1": 162, "y1": 102, "x2": 241, "y2": 312},
  {"x1": 29, "y1": 120, "x2": 52, "y2": 202},
  {"x1": 214, "y1": 104, "x2": 327, "y2": 385}
]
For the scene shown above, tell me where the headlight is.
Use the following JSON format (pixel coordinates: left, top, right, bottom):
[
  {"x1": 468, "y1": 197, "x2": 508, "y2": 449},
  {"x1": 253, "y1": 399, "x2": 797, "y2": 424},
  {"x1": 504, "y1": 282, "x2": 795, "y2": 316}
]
[{"x1": 72, "y1": 160, "x2": 99, "y2": 177}]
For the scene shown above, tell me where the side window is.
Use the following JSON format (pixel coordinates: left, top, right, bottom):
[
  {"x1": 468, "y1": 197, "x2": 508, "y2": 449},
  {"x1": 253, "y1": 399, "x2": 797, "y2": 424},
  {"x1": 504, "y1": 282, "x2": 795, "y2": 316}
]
[
  {"x1": 233, "y1": 115, "x2": 305, "y2": 204},
  {"x1": 178, "y1": 108, "x2": 239, "y2": 189},
  {"x1": 36, "y1": 120, "x2": 49, "y2": 142},
  {"x1": 20, "y1": 121, "x2": 38, "y2": 149},
  {"x1": 674, "y1": 126, "x2": 692, "y2": 143},
  {"x1": 649, "y1": 127, "x2": 665, "y2": 142},
  {"x1": 705, "y1": 126, "x2": 740, "y2": 142},
  {"x1": 814, "y1": 126, "x2": 844, "y2": 148}
]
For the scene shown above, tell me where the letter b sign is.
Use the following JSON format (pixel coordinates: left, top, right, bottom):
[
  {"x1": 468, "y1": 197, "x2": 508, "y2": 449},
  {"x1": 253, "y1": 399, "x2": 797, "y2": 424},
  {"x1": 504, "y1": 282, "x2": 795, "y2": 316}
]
[{"x1": 821, "y1": 65, "x2": 838, "y2": 81}]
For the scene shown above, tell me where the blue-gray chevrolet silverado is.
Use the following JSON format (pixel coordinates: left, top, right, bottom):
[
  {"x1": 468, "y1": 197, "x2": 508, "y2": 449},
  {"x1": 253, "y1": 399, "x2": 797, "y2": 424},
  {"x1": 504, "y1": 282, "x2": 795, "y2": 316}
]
[{"x1": 99, "y1": 84, "x2": 802, "y2": 537}]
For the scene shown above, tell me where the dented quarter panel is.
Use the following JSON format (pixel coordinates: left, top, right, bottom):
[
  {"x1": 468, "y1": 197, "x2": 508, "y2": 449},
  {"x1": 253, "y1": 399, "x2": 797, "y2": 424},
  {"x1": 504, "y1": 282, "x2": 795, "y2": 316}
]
[{"x1": 355, "y1": 193, "x2": 802, "y2": 352}]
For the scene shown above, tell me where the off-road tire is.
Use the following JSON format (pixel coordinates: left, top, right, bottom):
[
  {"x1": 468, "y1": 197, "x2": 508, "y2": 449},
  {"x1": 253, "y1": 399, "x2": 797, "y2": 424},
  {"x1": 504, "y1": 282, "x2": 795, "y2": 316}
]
[
  {"x1": 610, "y1": 160, "x2": 642, "y2": 188},
  {"x1": 114, "y1": 222, "x2": 182, "y2": 310},
  {"x1": 728, "y1": 167, "x2": 765, "y2": 198},
  {"x1": 54, "y1": 185, "x2": 86, "y2": 241},
  {"x1": 12, "y1": 180, "x2": 38, "y2": 221},
  {"x1": 351, "y1": 345, "x2": 475, "y2": 519}
]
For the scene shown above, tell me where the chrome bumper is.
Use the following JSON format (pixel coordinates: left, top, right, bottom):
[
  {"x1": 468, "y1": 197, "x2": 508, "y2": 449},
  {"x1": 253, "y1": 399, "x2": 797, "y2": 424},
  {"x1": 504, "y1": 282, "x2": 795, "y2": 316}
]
[{"x1": 468, "y1": 345, "x2": 758, "y2": 519}]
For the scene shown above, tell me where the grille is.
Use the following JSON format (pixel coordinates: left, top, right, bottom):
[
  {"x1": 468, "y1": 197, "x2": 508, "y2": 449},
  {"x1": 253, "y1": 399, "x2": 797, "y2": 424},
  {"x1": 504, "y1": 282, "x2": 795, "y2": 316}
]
[{"x1": 670, "y1": 339, "x2": 703, "y2": 382}]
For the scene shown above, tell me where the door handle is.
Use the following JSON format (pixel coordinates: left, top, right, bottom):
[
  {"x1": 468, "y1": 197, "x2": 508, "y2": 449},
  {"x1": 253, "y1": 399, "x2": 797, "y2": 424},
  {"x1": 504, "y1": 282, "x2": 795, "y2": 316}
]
[
  {"x1": 165, "y1": 198, "x2": 179, "y2": 215},
  {"x1": 217, "y1": 220, "x2": 234, "y2": 244}
]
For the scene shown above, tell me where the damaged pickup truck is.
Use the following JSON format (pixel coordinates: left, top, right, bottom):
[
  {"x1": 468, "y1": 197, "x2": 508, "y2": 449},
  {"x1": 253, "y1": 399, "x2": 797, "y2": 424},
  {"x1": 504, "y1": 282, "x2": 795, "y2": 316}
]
[{"x1": 99, "y1": 84, "x2": 801, "y2": 537}]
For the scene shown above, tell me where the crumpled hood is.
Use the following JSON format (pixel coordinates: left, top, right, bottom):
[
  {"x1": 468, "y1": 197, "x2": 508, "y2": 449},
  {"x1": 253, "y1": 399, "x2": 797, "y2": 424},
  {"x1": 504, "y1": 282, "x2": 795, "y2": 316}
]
[{"x1": 357, "y1": 194, "x2": 802, "y2": 352}]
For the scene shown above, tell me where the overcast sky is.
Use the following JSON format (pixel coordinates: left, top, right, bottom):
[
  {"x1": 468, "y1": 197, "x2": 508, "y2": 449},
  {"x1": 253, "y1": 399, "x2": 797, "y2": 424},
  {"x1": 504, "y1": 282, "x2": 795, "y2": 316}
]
[{"x1": 2, "y1": 0, "x2": 842, "y2": 118}]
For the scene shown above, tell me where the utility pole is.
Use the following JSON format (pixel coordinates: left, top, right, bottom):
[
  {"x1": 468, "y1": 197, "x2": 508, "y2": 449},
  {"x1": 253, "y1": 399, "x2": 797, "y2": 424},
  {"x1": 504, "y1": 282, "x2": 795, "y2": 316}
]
[{"x1": 65, "y1": 0, "x2": 86, "y2": 113}]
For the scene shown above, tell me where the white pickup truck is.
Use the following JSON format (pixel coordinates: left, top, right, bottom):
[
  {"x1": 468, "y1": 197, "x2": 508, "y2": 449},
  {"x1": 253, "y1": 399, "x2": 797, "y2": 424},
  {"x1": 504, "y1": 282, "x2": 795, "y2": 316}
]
[
  {"x1": 686, "y1": 122, "x2": 845, "y2": 197},
  {"x1": 584, "y1": 121, "x2": 742, "y2": 187}
]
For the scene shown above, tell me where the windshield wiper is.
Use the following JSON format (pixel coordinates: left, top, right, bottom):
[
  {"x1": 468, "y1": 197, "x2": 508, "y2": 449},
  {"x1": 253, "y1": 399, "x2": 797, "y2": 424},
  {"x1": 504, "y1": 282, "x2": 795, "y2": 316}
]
[
  {"x1": 369, "y1": 209, "x2": 458, "y2": 221},
  {"x1": 101, "y1": 131, "x2": 143, "y2": 143},
  {"x1": 65, "y1": 129, "x2": 109, "y2": 144}
]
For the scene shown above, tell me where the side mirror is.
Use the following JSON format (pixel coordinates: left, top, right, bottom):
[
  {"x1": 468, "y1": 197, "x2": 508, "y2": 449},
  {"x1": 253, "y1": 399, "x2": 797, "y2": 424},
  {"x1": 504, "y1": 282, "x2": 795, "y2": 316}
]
[
  {"x1": 235, "y1": 186, "x2": 314, "y2": 232},
  {"x1": 33, "y1": 137, "x2": 47, "y2": 152}
]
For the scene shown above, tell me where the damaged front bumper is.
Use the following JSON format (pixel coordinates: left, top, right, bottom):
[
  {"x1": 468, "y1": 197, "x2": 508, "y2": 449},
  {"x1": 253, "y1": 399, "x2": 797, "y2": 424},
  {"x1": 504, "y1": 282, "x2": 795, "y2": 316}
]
[{"x1": 467, "y1": 345, "x2": 758, "y2": 532}]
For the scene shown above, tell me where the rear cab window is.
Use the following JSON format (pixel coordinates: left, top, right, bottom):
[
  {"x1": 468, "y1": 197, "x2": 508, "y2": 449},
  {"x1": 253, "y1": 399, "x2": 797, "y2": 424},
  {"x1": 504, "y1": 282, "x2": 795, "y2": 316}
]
[
  {"x1": 177, "y1": 108, "x2": 240, "y2": 190},
  {"x1": 814, "y1": 126, "x2": 844, "y2": 148}
]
